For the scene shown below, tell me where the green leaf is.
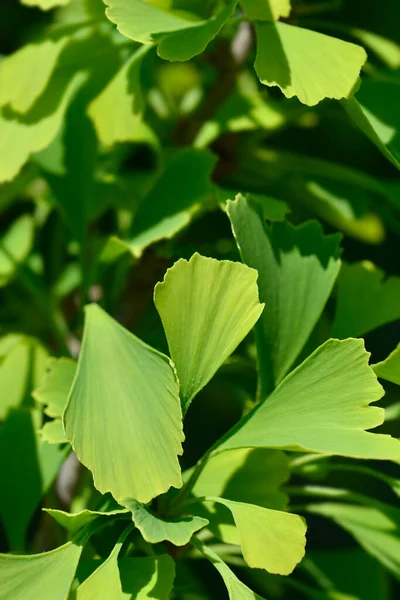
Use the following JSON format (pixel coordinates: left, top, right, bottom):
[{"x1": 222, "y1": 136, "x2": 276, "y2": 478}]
[
  {"x1": 343, "y1": 81, "x2": 400, "y2": 171},
  {"x1": 217, "y1": 339, "x2": 400, "y2": 461},
  {"x1": 192, "y1": 537, "x2": 267, "y2": 600},
  {"x1": 254, "y1": 22, "x2": 366, "y2": 106},
  {"x1": 0, "y1": 408, "x2": 67, "y2": 550},
  {"x1": 227, "y1": 195, "x2": 341, "y2": 393},
  {"x1": 122, "y1": 498, "x2": 208, "y2": 545},
  {"x1": 63, "y1": 304, "x2": 184, "y2": 504},
  {"x1": 21, "y1": 0, "x2": 72, "y2": 8},
  {"x1": 307, "y1": 502, "x2": 400, "y2": 580},
  {"x1": 241, "y1": 0, "x2": 291, "y2": 21},
  {"x1": 118, "y1": 555, "x2": 175, "y2": 599},
  {"x1": 74, "y1": 525, "x2": 133, "y2": 599},
  {"x1": 373, "y1": 343, "x2": 400, "y2": 385},
  {"x1": 154, "y1": 253, "x2": 264, "y2": 411},
  {"x1": 33, "y1": 357, "x2": 76, "y2": 418},
  {"x1": 39, "y1": 418, "x2": 68, "y2": 444},
  {"x1": 332, "y1": 262, "x2": 400, "y2": 338},
  {"x1": 88, "y1": 46, "x2": 156, "y2": 148},
  {"x1": 0, "y1": 37, "x2": 69, "y2": 114},
  {"x1": 104, "y1": 0, "x2": 238, "y2": 61},
  {"x1": 204, "y1": 497, "x2": 306, "y2": 575},
  {"x1": 44, "y1": 506, "x2": 129, "y2": 536},
  {"x1": 193, "y1": 448, "x2": 289, "y2": 509},
  {"x1": 0, "y1": 215, "x2": 35, "y2": 287},
  {"x1": 0, "y1": 530, "x2": 86, "y2": 600}
]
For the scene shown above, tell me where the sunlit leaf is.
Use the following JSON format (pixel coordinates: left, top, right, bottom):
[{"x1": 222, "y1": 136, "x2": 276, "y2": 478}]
[
  {"x1": 308, "y1": 502, "x2": 400, "y2": 580},
  {"x1": 33, "y1": 357, "x2": 76, "y2": 418},
  {"x1": 217, "y1": 339, "x2": 400, "y2": 461},
  {"x1": 255, "y1": 22, "x2": 366, "y2": 106},
  {"x1": 192, "y1": 537, "x2": 267, "y2": 600},
  {"x1": 45, "y1": 506, "x2": 129, "y2": 536},
  {"x1": 21, "y1": 0, "x2": 72, "y2": 9},
  {"x1": 104, "y1": 0, "x2": 238, "y2": 61},
  {"x1": 241, "y1": 0, "x2": 291, "y2": 21},
  {"x1": 88, "y1": 46, "x2": 156, "y2": 148},
  {"x1": 0, "y1": 216, "x2": 35, "y2": 287},
  {"x1": 154, "y1": 253, "x2": 264, "y2": 411},
  {"x1": 227, "y1": 195, "x2": 341, "y2": 393},
  {"x1": 373, "y1": 343, "x2": 400, "y2": 385},
  {"x1": 122, "y1": 498, "x2": 208, "y2": 546},
  {"x1": 118, "y1": 555, "x2": 175, "y2": 599},
  {"x1": 63, "y1": 304, "x2": 184, "y2": 504},
  {"x1": 343, "y1": 81, "x2": 400, "y2": 171},
  {"x1": 193, "y1": 448, "x2": 289, "y2": 509},
  {"x1": 0, "y1": 529, "x2": 87, "y2": 599},
  {"x1": 332, "y1": 262, "x2": 400, "y2": 338}
]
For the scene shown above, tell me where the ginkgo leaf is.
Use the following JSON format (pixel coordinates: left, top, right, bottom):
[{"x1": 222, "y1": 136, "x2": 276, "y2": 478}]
[
  {"x1": 21, "y1": 0, "x2": 71, "y2": 9},
  {"x1": 154, "y1": 253, "x2": 264, "y2": 411},
  {"x1": 45, "y1": 506, "x2": 129, "y2": 536},
  {"x1": 254, "y1": 21, "x2": 366, "y2": 106},
  {"x1": 88, "y1": 46, "x2": 155, "y2": 148},
  {"x1": 0, "y1": 529, "x2": 88, "y2": 600},
  {"x1": 343, "y1": 81, "x2": 400, "y2": 171},
  {"x1": 74, "y1": 525, "x2": 133, "y2": 599},
  {"x1": 241, "y1": 0, "x2": 291, "y2": 21},
  {"x1": 0, "y1": 37, "x2": 69, "y2": 114},
  {"x1": 192, "y1": 537, "x2": 267, "y2": 600},
  {"x1": 33, "y1": 357, "x2": 76, "y2": 418},
  {"x1": 307, "y1": 502, "x2": 400, "y2": 580},
  {"x1": 0, "y1": 72, "x2": 85, "y2": 183},
  {"x1": 217, "y1": 338, "x2": 400, "y2": 461},
  {"x1": 193, "y1": 448, "x2": 289, "y2": 509},
  {"x1": 63, "y1": 304, "x2": 184, "y2": 504},
  {"x1": 0, "y1": 215, "x2": 35, "y2": 288},
  {"x1": 104, "y1": 0, "x2": 238, "y2": 61},
  {"x1": 118, "y1": 555, "x2": 175, "y2": 599},
  {"x1": 39, "y1": 419, "x2": 68, "y2": 444},
  {"x1": 123, "y1": 498, "x2": 208, "y2": 545},
  {"x1": 203, "y1": 497, "x2": 306, "y2": 575},
  {"x1": 332, "y1": 262, "x2": 400, "y2": 338},
  {"x1": 373, "y1": 343, "x2": 400, "y2": 385},
  {"x1": 227, "y1": 195, "x2": 341, "y2": 394}
]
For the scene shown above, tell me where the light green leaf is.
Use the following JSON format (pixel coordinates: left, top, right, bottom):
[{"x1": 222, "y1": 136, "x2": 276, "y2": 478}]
[
  {"x1": 0, "y1": 37, "x2": 69, "y2": 114},
  {"x1": 122, "y1": 498, "x2": 208, "y2": 546},
  {"x1": 227, "y1": 195, "x2": 341, "y2": 393},
  {"x1": 343, "y1": 81, "x2": 400, "y2": 171},
  {"x1": 0, "y1": 215, "x2": 35, "y2": 287},
  {"x1": 0, "y1": 408, "x2": 67, "y2": 550},
  {"x1": 349, "y1": 28, "x2": 400, "y2": 69},
  {"x1": 205, "y1": 497, "x2": 306, "y2": 575},
  {"x1": 39, "y1": 418, "x2": 68, "y2": 444},
  {"x1": 118, "y1": 555, "x2": 175, "y2": 599},
  {"x1": 373, "y1": 343, "x2": 400, "y2": 386},
  {"x1": 192, "y1": 537, "x2": 267, "y2": 600},
  {"x1": 332, "y1": 262, "x2": 400, "y2": 338},
  {"x1": 193, "y1": 448, "x2": 289, "y2": 509},
  {"x1": 0, "y1": 72, "x2": 85, "y2": 183},
  {"x1": 307, "y1": 502, "x2": 400, "y2": 580},
  {"x1": 154, "y1": 253, "x2": 264, "y2": 411},
  {"x1": 63, "y1": 304, "x2": 184, "y2": 504},
  {"x1": 21, "y1": 0, "x2": 72, "y2": 8},
  {"x1": 75, "y1": 525, "x2": 133, "y2": 599},
  {"x1": 88, "y1": 46, "x2": 156, "y2": 148},
  {"x1": 45, "y1": 506, "x2": 129, "y2": 536},
  {"x1": 104, "y1": 0, "x2": 238, "y2": 61},
  {"x1": 241, "y1": 0, "x2": 291, "y2": 21},
  {"x1": 217, "y1": 338, "x2": 400, "y2": 461},
  {"x1": 0, "y1": 531, "x2": 86, "y2": 600},
  {"x1": 33, "y1": 357, "x2": 76, "y2": 418},
  {"x1": 255, "y1": 22, "x2": 366, "y2": 106}
]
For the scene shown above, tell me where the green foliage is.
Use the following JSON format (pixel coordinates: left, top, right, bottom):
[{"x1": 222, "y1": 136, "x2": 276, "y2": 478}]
[{"x1": 1, "y1": 1, "x2": 400, "y2": 599}]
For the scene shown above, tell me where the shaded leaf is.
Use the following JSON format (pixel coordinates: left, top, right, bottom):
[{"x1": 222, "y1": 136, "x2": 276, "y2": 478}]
[
  {"x1": 63, "y1": 304, "x2": 184, "y2": 504},
  {"x1": 154, "y1": 253, "x2": 264, "y2": 411},
  {"x1": 255, "y1": 22, "x2": 366, "y2": 106},
  {"x1": 217, "y1": 339, "x2": 400, "y2": 461},
  {"x1": 118, "y1": 555, "x2": 175, "y2": 599},
  {"x1": 373, "y1": 343, "x2": 400, "y2": 385},
  {"x1": 241, "y1": 0, "x2": 291, "y2": 21},
  {"x1": 0, "y1": 216, "x2": 35, "y2": 287},
  {"x1": 45, "y1": 506, "x2": 129, "y2": 536},
  {"x1": 122, "y1": 499, "x2": 208, "y2": 546},
  {"x1": 227, "y1": 195, "x2": 341, "y2": 393},
  {"x1": 332, "y1": 262, "x2": 400, "y2": 338}
]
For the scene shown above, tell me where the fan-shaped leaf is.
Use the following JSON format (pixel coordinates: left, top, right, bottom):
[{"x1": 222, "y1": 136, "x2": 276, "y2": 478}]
[
  {"x1": 154, "y1": 253, "x2": 264, "y2": 411},
  {"x1": 33, "y1": 357, "x2": 76, "y2": 418},
  {"x1": 118, "y1": 555, "x2": 175, "y2": 599},
  {"x1": 21, "y1": 0, "x2": 71, "y2": 8},
  {"x1": 45, "y1": 506, "x2": 129, "y2": 536},
  {"x1": 241, "y1": 0, "x2": 291, "y2": 21},
  {"x1": 373, "y1": 344, "x2": 400, "y2": 385},
  {"x1": 63, "y1": 304, "x2": 184, "y2": 504}
]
